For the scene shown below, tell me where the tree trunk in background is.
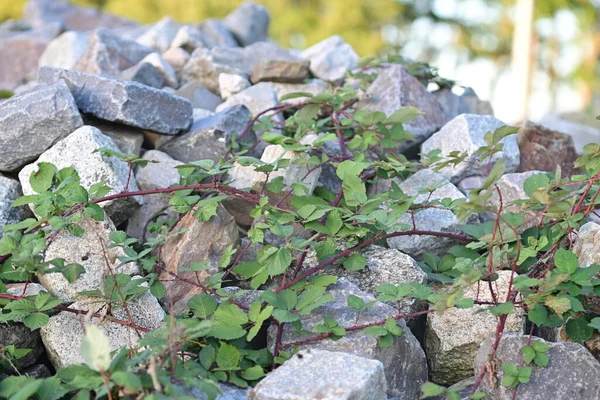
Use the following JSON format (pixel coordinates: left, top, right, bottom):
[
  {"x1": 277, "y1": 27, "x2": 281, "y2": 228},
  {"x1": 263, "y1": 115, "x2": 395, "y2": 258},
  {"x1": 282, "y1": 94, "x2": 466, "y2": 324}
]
[{"x1": 511, "y1": 0, "x2": 535, "y2": 123}]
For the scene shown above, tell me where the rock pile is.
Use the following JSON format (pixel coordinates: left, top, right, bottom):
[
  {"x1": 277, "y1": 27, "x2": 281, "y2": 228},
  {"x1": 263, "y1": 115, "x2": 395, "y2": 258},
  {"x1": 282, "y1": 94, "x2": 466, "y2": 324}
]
[{"x1": 1, "y1": 1, "x2": 599, "y2": 399}]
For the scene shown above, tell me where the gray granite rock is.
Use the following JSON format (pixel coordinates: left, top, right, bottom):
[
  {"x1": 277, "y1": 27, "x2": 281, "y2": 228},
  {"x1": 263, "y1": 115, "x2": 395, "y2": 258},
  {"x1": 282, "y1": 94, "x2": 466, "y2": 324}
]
[
  {"x1": 38, "y1": 31, "x2": 90, "y2": 71},
  {"x1": 0, "y1": 80, "x2": 83, "y2": 172},
  {"x1": 175, "y1": 81, "x2": 222, "y2": 111},
  {"x1": 223, "y1": 2, "x2": 270, "y2": 46},
  {"x1": 421, "y1": 114, "x2": 519, "y2": 183},
  {"x1": 301, "y1": 35, "x2": 359, "y2": 81},
  {"x1": 357, "y1": 64, "x2": 447, "y2": 148},
  {"x1": 200, "y1": 20, "x2": 239, "y2": 49},
  {"x1": 474, "y1": 333, "x2": 600, "y2": 400},
  {"x1": 162, "y1": 47, "x2": 190, "y2": 80},
  {"x1": 0, "y1": 322, "x2": 44, "y2": 370},
  {"x1": 387, "y1": 169, "x2": 467, "y2": 258},
  {"x1": 73, "y1": 28, "x2": 153, "y2": 77},
  {"x1": 219, "y1": 73, "x2": 251, "y2": 99},
  {"x1": 6, "y1": 283, "x2": 46, "y2": 298},
  {"x1": 24, "y1": 0, "x2": 136, "y2": 31},
  {"x1": 140, "y1": 52, "x2": 178, "y2": 88},
  {"x1": 127, "y1": 150, "x2": 183, "y2": 239},
  {"x1": 0, "y1": 176, "x2": 32, "y2": 238},
  {"x1": 272, "y1": 79, "x2": 330, "y2": 105},
  {"x1": 19, "y1": 126, "x2": 142, "y2": 224},
  {"x1": 170, "y1": 25, "x2": 208, "y2": 53},
  {"x1": 249, "y1": 349, "x2": 387, "y2": 400},
  {"x1": 573, "y1": 222, "x2": 600, "y2": 268},
  {"x1": 267, "y1": 278, "x2": 427, "y2": 399},
  {"x1": 160, "y1": 105, "x2": 254, "y2": 163},
  {"x1": 434, "y1": 87, "x2": 493, "y2": 120},
  {"x1": 82, "y1": 116, "x2": 144, "y2": 155},
  {"x1": 41, "y1": 287, "x2": 165, "y2": 369},
  {"x1": 216, "y1": 83, "x2": 279, "y2": 121},
  {"x1": 136, "y1": 16, "x2": 180, "y2": 53},
  {"x1": 38, "y1": 66, "x2": 193, "y2": 134},
  {"x1": 39, "y1": 217, "x2": 139, "y2": 302},
  {"x1": 426, "y1": 271, "x2": 524, "y2": 385},
  {"x1": 119, "y1": 62, "x2": 165, "y2": 89},
  {"x1": 251, "y1": 60, "x2": 310, "y2": 84}
]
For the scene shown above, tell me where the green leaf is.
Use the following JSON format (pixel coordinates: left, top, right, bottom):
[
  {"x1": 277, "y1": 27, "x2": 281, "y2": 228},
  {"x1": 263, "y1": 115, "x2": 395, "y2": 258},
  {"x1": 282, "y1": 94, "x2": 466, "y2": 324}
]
[
  {"x1": 324, "y1": 209, "x2": 343, "y2": 235},
  {"x1": 81, "y1": 325, "x2": 111, "y2": 372},
  {"x1": 566, "y1": 317, "x2": 594, "y2": 343},
  {"x1": 208, "y1": 321, "x2": 247, "y2": 340},
  {"x1": 588, "y1": 317, "x2": 600, "y2": 331},
  {"x1": 294, "y1": 103, "x2": 320, "y2": 125},
  {"x1": 554, "y1": 249, "x2": 578, "y2": 275},
  {"x1": 23, "y1": 312, "x2": 49, "y2": 330},
  {"x1": 489, "y1": 302, "x2": 515, "y2": 317},
  {"x1": 241, "y1": 365, "x2": 265, "y2": 381},
  {"x1": 272, "y1": 309, "x2": 299, "y2": 323},
  {"x1": 111, "y1": 371, "x2": 142, "y2": 392},
  {"x1": 383, "y1": 106, "x2": 424, "y2": 124},
  {"x1": 264, "y1": 247, "x2": 292, "y2": 277},
  {"x1": 343, "y1": 254, "x2": 367, "y2": 271},
  {"x1": 213, "y1": 303, "x2": 248, "y2": 326},
  {"x1": 280, "y1": 91, "x2": 314, "y2": 101},
  {"x1": 528, "y1": 304, "x2": 548, "y2": 326},
  {"x1": 363, "y1": 326, "x2": 388, "y2": 336},
  {"x1": 29, "y1": 162, "x2": 56, "y2": 194},
  {"x1": 522, "y1": 346, "x2": 535, "y2": 364},
  {"x1": 199, "y1": 344, "x2": 216, "y2": 369},
  {"x1": 216, "y1": 342, "x2": 240, "y2": 370},
  {"x1": 62, "y1": 263, "x2": 85, "y2": 283},
  {"x1": 188, "y1": 294, "x2": 218, "y2": 318},
  {"x1": 420, "y1": 381, "x2": 446, "y2": 398},
  {"x1": 523, "y1": 173, "x2": 550, "y2": 198},
  {"x1": 84, "y1": 203, "x2": 105, "y2": 221}
]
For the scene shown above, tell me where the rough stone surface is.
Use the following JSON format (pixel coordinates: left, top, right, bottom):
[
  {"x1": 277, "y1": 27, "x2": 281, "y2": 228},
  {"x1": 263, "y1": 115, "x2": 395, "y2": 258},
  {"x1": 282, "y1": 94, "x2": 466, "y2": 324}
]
[
  {"x1": 250, "y1": 60, "x2": 310, "y2": 84},
  {"x1": 170, "y1": 25, "x2": 208, "y2": 53},
  {"x1": 0, "y1": 80, "x2": 83, "y2": 172},
  {"x1": 421, "y1": 114, "x2": 519, "y2": 183},
  {"x1": 41, "y1": 289, "x2": 165, "y2": 369},
  {"x1": 387, "y1": 169, "x2": 468, "y2": 258},
  {"x1": 517, "y1": 120, "x2": 578, "y2": 176},
  {"x1": 119, "y1": 62, "x2": 165, "y2": 88},
  {"x1": 272, "y1": 79, "x2": 330, "y2": 105},
  {"x1": 357, "y1": 64, "x2": 448, "y2": 147},
  {"x1": 19, "y1": 126, "x2": 142, "y2": 224},
  {"x1": 573, "y1": 222, "x2": 600, "y2": 268},
  {"x1": 300, "y1": 35, "x2": 359, "y2": 81},
  {"x1": 216, "y1": 82, "x2": 279, "y2": 120},
  {"x1": 248, "y1": 349, "x2": 387, "y2": 400},
  {"x1": 436, "y1": 87, "x2": 493, "y2": 119},
  {"x1": 457, "y1": 176, "x2": 486, "y2": 198},
  {"x1": 200, "y1": 20, "x2": 239, "y2": 49},
  {"x1": 83, "y1": 115, "x2": 144, "y2": 155},
  {"x1": 223, "y1": 2, "x2": 270, "y2": 47},
  {"x1": 24, "y1": 0, "x2": 136, "y2": 31},
  {"x1": 127, "y1": 150, "x2": 183, "y2": 239},
  {"x1": 426, "y1": 271, "x2": 524, "y2": 385},
  {"x1": 474, "y1": 333, "x2": 600, "y2": 400},
  {"x1": 38, "y1": 66, "x2": 193, "y2": 134},
  {"x1": 267, "y1": 279, "x2": 428, "y2": 399},
  {"x1": 136, "y1": 16, "x2": 180, "y2": 53},
  {"x1": 160, "y1": 204, "x2": 239, "y2": 314},
  {"x1": 0, "y1": 176, "x2": 32, "y2": 238},
  {"x1": 539, "y1": 114, "x2": 600, "y2": 155},
  {"x1": 160, "y1": 105, "x2": 254, "y2": 163},
  {"x1": 39, "y1": 217, "x2": 139, "y2": 302},
  {"x1": 219, "y1": 73, "x2": 251, "y2": 99},
  {"x1": 38, "y1": 31, "x2": 90, "y2": 71},
  {"x1": 0, "y1": 322, "x2": 44, "y2": 369},
  {"x1": 175, "y1": 81, "x2": 222, "y2": 111},
  {"x1": 139, "y1": 52, "x2": 178, "y2": 88},
  {"x1": 73, "y1": 28, "x2": 153, "y2": 77},
  {"x1": 162, "y1": 47, "x2": 190, "y2": 80}
]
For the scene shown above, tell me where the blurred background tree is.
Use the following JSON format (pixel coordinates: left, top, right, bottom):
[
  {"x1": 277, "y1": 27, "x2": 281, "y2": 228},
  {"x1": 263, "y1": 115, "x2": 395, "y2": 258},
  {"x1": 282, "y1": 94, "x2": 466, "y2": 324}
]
[{"x1": 1, "y1": 0, "x2": 599, "y2": 122}]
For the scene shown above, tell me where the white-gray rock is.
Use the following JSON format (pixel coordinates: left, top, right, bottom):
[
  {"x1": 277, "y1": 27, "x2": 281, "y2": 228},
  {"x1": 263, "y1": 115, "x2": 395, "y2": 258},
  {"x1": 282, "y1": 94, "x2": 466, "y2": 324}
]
[
  {"x1": 474, "y1": 333, "x2": 600, "y2": 400},
  {"x1": 248, "y1": 349, "x2": 387, "y2": 400},
  {"x1": 223, "y1": 2, "x2": 270, "y2": 47},
  {"x1": 38, "y1": 31, "x2": 90, "y2": 71},
  {"x1": 426, "y1": 271, "x2": 524, "y2": 385},
  {"x1": 216, "y1": 82, "x2": 279, "y2": 121},
  {"x1": 162, "y1": 47, "x2": 190, "y2": 80},
  {"x1": 421, "y1": 114, "x2": 519, "y2": 183},
  {"x1": 136, "y1": 16, "x2": 180, "y2": 53},
  {"x1": 119, "y1": 62, "x2": 165, "y2": 88},
  {"x1": 0, "y1": 176, "x2": 31, "y2": 238},
  {"x1": 19, "y1": 126, "x2": 142, "y2": 224},
  {"x1": 38, "y1": 66, "x2": 193, "y2": 135},
  {"x1": 140, "y1": 52, "x2": 178, "y2": 88},
  {"x1": 301, "y1": 35, "x2": 359, "y2": 81},
  {"x1": 0, "y1": 80, "x2": 83, "y2": 172},
  {"x1": 200, "y1": 19, "x2": 239, "y2": 49},
  {"x1": 170, "y1": 25, "x2": 208, "y2": 53},
  {"x1": 219, "y1": 73, "x2": 251, "y2": 99},
  {"x1": 573, "y1": 222, "x2": 600, "y2": 268},
  {"x1": 387, "y1": 169, "x2": 467, "y2": 257},
  {"x1": 272, "y1": 79, "x2": 331, "y2": 105}
]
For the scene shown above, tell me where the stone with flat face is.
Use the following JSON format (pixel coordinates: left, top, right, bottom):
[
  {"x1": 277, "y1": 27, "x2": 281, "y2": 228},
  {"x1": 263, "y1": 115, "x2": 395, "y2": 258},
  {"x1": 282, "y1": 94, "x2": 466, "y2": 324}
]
[
  {"x1": 301, "y1": 35, "x2": 359, "y2": 81},
  {"x1": 223, "y1": 2, "x2": 270, "y2": 46}
]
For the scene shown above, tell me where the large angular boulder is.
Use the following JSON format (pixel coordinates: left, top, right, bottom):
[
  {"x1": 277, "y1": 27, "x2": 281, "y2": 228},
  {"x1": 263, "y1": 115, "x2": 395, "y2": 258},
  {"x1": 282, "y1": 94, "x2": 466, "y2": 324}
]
[
  {"x1": 118, "y1": 62, "x2": 165, "y2": 88},
  {"x1": 267, "y1": 279, "x2": 427, "y2": 398},
  {"x1": 38, "y1": 31, "x2": 90, "y2": 71},
  {"x1": 421, "y1": 114, "x2": 519, "y2": 183},
  {"x1": 387, "y1": 169, "x2": 467, "y2": 258},
  {"x1": 136, "y1": 16, "x2": 180, "y2": 53},
  {"x1": 160, "y1": 105, "x2": 254, "y2": 163},
  {"x1": 38, "y1": 217, "x2": 139, "y2": 302},
  {"x1": 216, "y1": 82, "x2": 279, "y2": 120},
  {"x1": 0, "y1": 176, "x2": 31, "y2": 238},
  {"x1": 200, "y1": 19, "x2": 239, "y2": 49},
  {"x1": 0, "y1": 80, "x2": 83, "y2": 172},
  {"x1": 38, "y1": 66, "x2": 192, "y2": 135},
  {"x1": 223, "y1": 2, "x2": 270, "y2": 46},
  {"x1": 474, "y1": 333, "x2": 600, "y2": 400},
  {"x1": 573, "y1": 221, "x2": 600, "y2": 268},
  {"x1": 425, "y1": 271, "x2": 524, "y2": 385},
  {"x1": 357, "y1": 64, "x2": 448, "y2": 148},
  {"x1": 19, "y1": 126, "x2": 142, "y2": 224},
  {"x1": 300, "y1": 35, "x2": 359, "y2": 81},
  {"x1": 219, "y1": 73, "x2": 251, "y2": 99},
  {"x1": 248, "y1": 349, "x2": 387, "y2": 400}
]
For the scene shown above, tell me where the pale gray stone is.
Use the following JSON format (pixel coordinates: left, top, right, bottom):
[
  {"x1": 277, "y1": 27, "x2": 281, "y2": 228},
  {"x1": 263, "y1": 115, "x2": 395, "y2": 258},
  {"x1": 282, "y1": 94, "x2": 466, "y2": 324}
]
[
  {"x1": 387, "y1": 169, "x2": 467, "y2": 258},
  {"x1": 0, "y1": 80, "x2": 83, "y2": 171},
  {"x1": 200, "y1": 20, "x2": 239, "y2": 49},
  {"x1": 248, "y1": 349, "x2": 387, "y2": 400},
  {"x1": 127, "y1": 150, "x2": 183, "y2": 239},
  {"x1": 474, "y1": 333, "x2": 600, "y2": 400},
  {"x1": 41, "y1": 287, "x2": 165, "y2": 369},
  {"x1": 119, "y1": 62, "x2": 165, "y2": 88},
  {"x1": 0, "y1": 176, "x2": 32, "y2": 238},
  {"x1": 160, "y1": 105, "x2": 254, "y2": 163},
  {"x1": 357, "y1": 64, "x2": 447, "y2": 148},
  {"x1": 539, "y1": 114, "x2": 600, "y2": 155},
  {"x1": 170, "y1": 25, "x2": 208, "y2": 53},
  {"x1": 421, "y1": 114, "x2": 519, "y2": 183},
  {"x1": 223, "y1": 2, "x2": 270, "y2": 46},
  {"x1": 272, "y1": 79, "x2": 330, "y2": 105},
  {"x1": 162, "y1": 47, "x2": 190, "y2": 80},
  {"x1": 573, "y1": 222, "x2": 600, "y2": 268},
  {"x1": 267, "y1": 278, "x2": 427, "y2": 399},
  {"x1": 0, "y1": 19, "x2": 31, "y2": 33},
  {"x1": 219, "y1": 73, "x2": 251, "y2": 99},
  {"x1": 38, "y1": 66, "x2": 192, "y2": 134},
  {"x1": 19, "y1": 126, "x2": 142, "y2": 224},
  {"x1": 140, "y1": 52, "x2": 178, "y2": 88},
  {"x1": 426, "y1": 271, "x2": 524, "y2": 385},
  {"x1": 136, "y1": 16, "x2": 180, "y2": 53},
  {"x1": 38, "y1": 31, "x2": 90, "y2": 71},
  {"x1": 458, "y1": 176, "x2": 486, "y2": 198},
  {"x1": 300, "y1": 35, "x2": 359, "y2": 81},
  {"x1": 216, "y1": 82, "x2": 279, "y2": 120},
  {"x1": 73, "y1": 28, "x2": 153, "y2": 77}
]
